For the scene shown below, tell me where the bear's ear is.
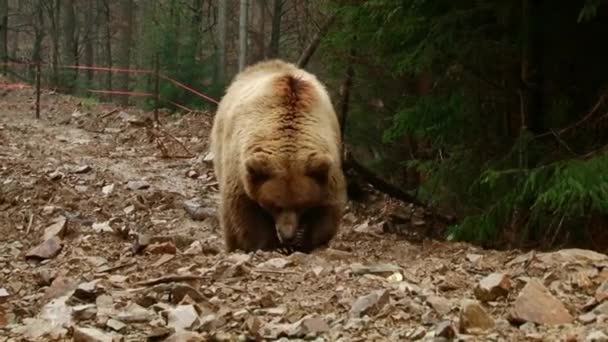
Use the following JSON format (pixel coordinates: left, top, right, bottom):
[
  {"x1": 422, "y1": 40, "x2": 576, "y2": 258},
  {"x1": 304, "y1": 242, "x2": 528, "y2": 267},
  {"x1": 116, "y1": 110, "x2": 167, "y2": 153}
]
[
  {"x1": 245, "y1": 155, "x2": 273, "y2": 185},
  {"x1": 306, "y1": 154, "x2": 331, "y2": 184}
]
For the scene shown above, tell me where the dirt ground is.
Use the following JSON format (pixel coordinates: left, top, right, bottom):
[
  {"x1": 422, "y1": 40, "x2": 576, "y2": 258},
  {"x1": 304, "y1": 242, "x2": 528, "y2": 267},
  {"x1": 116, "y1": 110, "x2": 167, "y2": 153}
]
[{"x1": 1, "y1": 85, "x2": 608, "y2": 341}]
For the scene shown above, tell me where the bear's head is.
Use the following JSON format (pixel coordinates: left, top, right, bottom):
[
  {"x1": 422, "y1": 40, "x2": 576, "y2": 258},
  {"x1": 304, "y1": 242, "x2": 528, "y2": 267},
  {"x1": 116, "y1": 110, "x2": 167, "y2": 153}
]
[{"x1": 243, "y1": 152, "x2": 332, "y2": 245}]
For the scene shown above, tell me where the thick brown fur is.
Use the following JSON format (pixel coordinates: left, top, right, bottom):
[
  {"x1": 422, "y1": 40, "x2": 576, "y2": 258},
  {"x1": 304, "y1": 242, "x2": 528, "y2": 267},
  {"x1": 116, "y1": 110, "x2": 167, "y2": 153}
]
[{"x1": 210, "y1": 59, "x2": 346, "y2": 253}]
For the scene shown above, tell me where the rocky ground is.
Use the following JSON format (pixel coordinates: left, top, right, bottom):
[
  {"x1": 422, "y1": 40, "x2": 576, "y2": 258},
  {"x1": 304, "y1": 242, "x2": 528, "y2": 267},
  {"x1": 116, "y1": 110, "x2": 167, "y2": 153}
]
[{"x1": 1, "y1": 84, "x2": 608, "y2": 342}]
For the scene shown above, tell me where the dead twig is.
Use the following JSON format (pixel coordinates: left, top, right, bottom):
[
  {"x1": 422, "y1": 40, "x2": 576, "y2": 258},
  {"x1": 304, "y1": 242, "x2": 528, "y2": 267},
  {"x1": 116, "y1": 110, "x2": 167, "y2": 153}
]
[
  {"x1": 144, "y1": 120, "x2": 194, "y2": 159},
  {"x1": 25, "y1": 211, "x2": 34, "y2": 236},
  {"x1": 252, "y1": 268, "x2": 300, "y2": 275},
  {"x1": 135, "y1": 274, "x2": 205, "y2": 287}
]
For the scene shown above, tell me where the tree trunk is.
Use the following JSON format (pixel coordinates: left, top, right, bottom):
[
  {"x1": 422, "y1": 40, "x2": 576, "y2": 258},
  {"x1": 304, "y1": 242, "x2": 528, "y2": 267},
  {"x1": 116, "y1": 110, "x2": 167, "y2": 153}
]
[
  {"x1": 117, "y1": 0, "x2": 133, "y2": 104},
  {"x1": 249, "y1": 0, "x2": 266, "y2": 63},
  {"x1": 62, "y1": 0, "x2": 77, "y2": 90},
  {"x1": 268, "y1": 0, "x2": 282, "y2": 58},
  {"x1": 84, "y1": 0, "x2": 94, "y2": 85},
  {"x1": 32, "y1": 0, "x2": 45, "y2": 64},
  {"x1": 238, "y1": 0, "x2": 249, "y2": 71},
  {"x1": 47, "y1": 0, "x2": 61, "y2": 87},
  {"x1": 216, "y1": 0, "x2": 227, "y2": 84},
  {"x1": 0, "y1": 0, "x2": 8, "y2": 75},
  {"x1": 521, "y1": 0, "x2": 544, "y2": 135},
  {"x1": 10, "y1": 0, "x2": 20, "y2": 60},
  {"x1": 101, "y1": 0, "x2": 112, "y2": 99}
]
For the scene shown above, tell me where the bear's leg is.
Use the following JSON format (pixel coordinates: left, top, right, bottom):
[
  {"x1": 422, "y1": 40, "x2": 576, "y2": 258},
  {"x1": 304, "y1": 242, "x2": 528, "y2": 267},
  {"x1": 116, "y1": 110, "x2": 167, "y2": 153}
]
[
  {"x1": 299, "y1": 205, "x2": 342, "y2": 252},
  {"x1": 222, "y1": 194, "x2": 280, "y2": 252}
]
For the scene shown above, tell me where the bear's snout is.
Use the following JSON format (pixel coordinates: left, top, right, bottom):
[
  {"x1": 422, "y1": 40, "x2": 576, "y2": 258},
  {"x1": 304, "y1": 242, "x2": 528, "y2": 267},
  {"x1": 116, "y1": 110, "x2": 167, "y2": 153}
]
[{"x1": 275, "y1": 211, "x2": 298, "y2": 243}]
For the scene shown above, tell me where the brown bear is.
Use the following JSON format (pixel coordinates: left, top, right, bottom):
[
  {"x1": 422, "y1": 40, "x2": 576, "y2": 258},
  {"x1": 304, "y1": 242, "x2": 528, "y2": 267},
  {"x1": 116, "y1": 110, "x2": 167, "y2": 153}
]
[{"x1": 210, "y1": 59, "x2": 347, "y2": 253}]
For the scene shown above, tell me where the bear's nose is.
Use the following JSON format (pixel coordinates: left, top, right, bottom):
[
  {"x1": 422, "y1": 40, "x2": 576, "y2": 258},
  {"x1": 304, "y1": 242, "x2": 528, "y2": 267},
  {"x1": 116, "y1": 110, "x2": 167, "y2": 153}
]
[{"x1": 276, "y1": 223, "x2": 297, "y2": 243}]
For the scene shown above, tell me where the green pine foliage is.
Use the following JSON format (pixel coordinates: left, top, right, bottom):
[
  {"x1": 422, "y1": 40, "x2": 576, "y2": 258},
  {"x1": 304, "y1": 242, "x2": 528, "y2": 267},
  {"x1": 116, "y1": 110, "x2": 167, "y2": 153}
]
[{"x1": 322, "y1": 0, "x2": 608, "y2": 248}]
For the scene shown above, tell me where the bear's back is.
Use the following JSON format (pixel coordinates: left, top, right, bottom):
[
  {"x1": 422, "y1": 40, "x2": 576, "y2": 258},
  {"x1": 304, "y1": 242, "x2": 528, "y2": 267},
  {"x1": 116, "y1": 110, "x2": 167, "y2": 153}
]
[{"x1": 217, "y1": 60, "x2": 340, "y2": 163}]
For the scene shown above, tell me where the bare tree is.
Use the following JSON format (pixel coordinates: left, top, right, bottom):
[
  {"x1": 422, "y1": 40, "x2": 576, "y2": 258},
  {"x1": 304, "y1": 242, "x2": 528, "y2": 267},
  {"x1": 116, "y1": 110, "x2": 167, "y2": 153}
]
[
  {"x1": 249, "y1": 0, "x2": 266, "y2": 63},
  {"x1": 63, "y1": 0, "x2": 77, "y2": 88},
  {"x1": 268, "y1": 0, "x2": 282, "y2": 58},
  {"x1": 0, "y1": 0, "x2": 7, "y2": 74},
  {"x1": 238, "y1": 0, "x2": 249, "y2": 71},
  {"x1": 117, "y1": 0, "x2": 133, "y2": 104},
  {"x1": 217, "y1": 0, "x2": 227, "y2": 83},
  {"x1": 83, "y1": 0, "x2": 94, "y2": 84}
]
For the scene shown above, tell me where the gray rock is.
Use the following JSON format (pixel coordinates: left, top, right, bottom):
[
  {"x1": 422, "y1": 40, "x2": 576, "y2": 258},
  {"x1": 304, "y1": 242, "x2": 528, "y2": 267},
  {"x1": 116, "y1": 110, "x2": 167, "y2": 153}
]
[
  {"x1": 126, "y1": 180, "x2": 150, "y2": 190},
  {"x1": 596, "y1": 281, "x2": 608, "y2": 302},
  {"x1": 257, "y1": 257, "x2": 292, "y2": 269},
  {"x1": 165, "y1": 304, "x2": 200, "y2": 331},
  {"x1": 115, "y1": 302, "x2": 154, "y2": 323},
  {"x1": 350, "y1": 262, "x2": 401, "y2": 276},
  {"x1": 106, "y1": 318, "x2": 127, "y2": 332},
  {"x1": 72, "y1": 326, "x2": 114, "y2": 342},
  {"x1": 182, "y1": 200, "x2": 215, "y2": 221},
  {"x1": 25, "y1": 236, "x2": 62, "y2": 260},
  {"x1": 72, "y1": 304, "x2": 97, "y2": 321},
  {"x1": 474, "y1": 273, "x2": 511, "y2": 302},
  {"x1": 426, "y1": 295, "x2": 452, "y2": 315},
  {"x1": 350, "y1": 289, "x2": 390, "y2": 317},
  {"x1": 586, "y1": 330, "x2": 608, "y2": 342},
  {"x1": 435, "y1": 320, "x2": 456, "y2": 339},
  {"x1": 43, "y1": 217, "x2": 68, "y2": 241}
]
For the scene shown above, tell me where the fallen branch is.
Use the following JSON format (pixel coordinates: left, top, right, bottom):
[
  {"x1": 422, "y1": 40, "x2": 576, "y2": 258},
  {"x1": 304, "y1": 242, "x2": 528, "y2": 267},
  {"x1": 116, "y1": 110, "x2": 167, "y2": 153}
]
[
  {"x1": 144, "y1": 120, "x2": 195, "y2": 159},
  {"x1": 135, "y1": 274, "x2": 205, "y2": 287},
  {"x1": 343, "y1": 149, "x2": 422, "y2": 206}
]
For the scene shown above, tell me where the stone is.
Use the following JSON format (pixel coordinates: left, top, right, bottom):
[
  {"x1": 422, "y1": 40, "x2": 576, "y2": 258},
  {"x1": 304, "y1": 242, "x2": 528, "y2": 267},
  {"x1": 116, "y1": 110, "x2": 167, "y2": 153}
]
[
  {"x1": 26, "y1": 236, "x2": 62, "y2": 260},
  {"x1": 459, "y1": 299, "x2": 495, "y2": 333},
  {"x1": 115, "y1": 302, "x2": 155, "y2": 323},
  {"x1": 407, "y1": 326, "x2": 426, "y2": 340},
  {"x1": 350, "y1": 262, "x2": 401, "y2": 276},
  {"x1": 426, "y1": 295, "x2": 452, "y2": 315},
  {"x1": 71, "y1": 280, "x2": 103, "y2": 302},
  {"x1": 74, "y1": 165, "x2": 92, "y2": 174},
  {"x1": 467, "y1": 253, "x2": 483, "y2": 263},
  {"x1": 579, "y1": 312, "x2": 597, "y2": 324},
  {"x1": 586, "y1": 330, "x2": 608, "y2": 342},
  {"x1": 72, "y1": 304, "x2": 97, "y2": 321},
  {"x1": 165, "y1": 331, "x2": 205, "y2": 342},
  {"x1": 106, "y1": 318, "x2": 127, "y2": 332},
  {"x1": 596, "y1": 281, "x2": 608, "y2": 302},
  {"x1": 300, "y1": 315, "x2": 330, "y2": 335},
  {"x1": 592, "y1": 302, "x2": 608, "y2": 316},
  {"x1": 198, "y1": 313, "x2": 220, "y2": 331},
  {"x1": 49, "y1": 170, "x2": 64, "y2": 181},
  {"x1": 349, "y1": 289, "x2": 390, "y2": 317},
  {"x1": 43, "y1": 217, "x2": 68, "y2": 241},
  {"x1": 435, "y1": 320, "x2": 456, "y2": 339},
  {"x1": 165, "y1": 304, "x2": 200, "y2": 331},
  {"x1": 72, "y1": 326, "x2": 114, "y2": 342},
  {"x1": 537, "y1": 249, "x2": 608, "y2": 266},
  {"x1": 43, "y1": 276, "x2": 77, "y2": 302},
  {"x1": 91, "y1": 221, "x2": 113, "y2": 233},
  {"x1": 127, "y1": 180, "x2": 150, "y2": 190},
  {"x1": 186, "y1": 170, "x2": 199, "y2": 178},
  {"x1": 0, "y1": 288, "x2": 9, "y2": 304},
  {"x1": 474, "y1": 273, "x2": 511, "y2": 302},
  {"x1": 101, "y1": 184, "x2": 114, "y2": 195},
  {"x1": 182, "y1": 200, "x2": 215, "y2": 221},
  {"x1": 184, "y1": 241, "x2": 203, "y2": 255},
  {"x1": 509, "y1": 279, "x2": 574, "y2": 325},
  {"x1": 257, "y1": 257, "x2": 292, "y2": 269}
]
